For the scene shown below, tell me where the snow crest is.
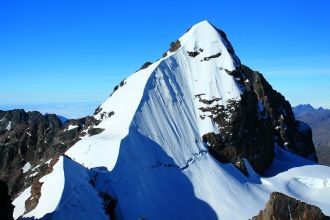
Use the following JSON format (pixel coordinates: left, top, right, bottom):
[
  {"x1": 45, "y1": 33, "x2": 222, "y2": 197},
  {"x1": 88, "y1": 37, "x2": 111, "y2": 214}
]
[{"x1": 13, "y1": 20, "x2": 330, "y2": 220}]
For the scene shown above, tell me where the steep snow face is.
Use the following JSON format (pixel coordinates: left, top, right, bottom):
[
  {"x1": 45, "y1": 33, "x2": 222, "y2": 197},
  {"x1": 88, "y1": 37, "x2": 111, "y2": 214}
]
[
  {"x1": 13, "y1": 20, "x2": 330, "y2": 219},
  {"x1": 65, "y1": 61, "x2": 162, "y2": 169},
  {"x1": 64, "y1": 21, "x2": 245, "y2": 219},
  {"x1": 23, "y1": 158, "x2": 65, "y2": 218},
  {"x1": 13, "y1": 157, "x2": 107, "y2": 220},
  {"x1": 171, "y1": 20, "x2": 241, "y2": 70},
  {"x1": 12, "y1": 187, "x2": 31, "y2": 219},
  {"x1": 66, "y1": 20, "x2": 243, "y2": 170}
]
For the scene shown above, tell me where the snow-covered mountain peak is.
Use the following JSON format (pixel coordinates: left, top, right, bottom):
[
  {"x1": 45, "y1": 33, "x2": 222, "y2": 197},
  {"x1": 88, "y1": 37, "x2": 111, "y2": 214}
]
[
  {"x1": 179, "y1": 20, "x2": 223, "y2": 45},
  {"x1": 179, "y1": 20, "x2": 220, "y2": 44},
  {"x1": 11, "y1": 21, "x2": 329, "y2": 220},
  {"x1": 167, "y1": 20, "x2": 241, "y2": 70},
  {"x1": 67, "y1": 20, "x2": 245, "y2": 170}
]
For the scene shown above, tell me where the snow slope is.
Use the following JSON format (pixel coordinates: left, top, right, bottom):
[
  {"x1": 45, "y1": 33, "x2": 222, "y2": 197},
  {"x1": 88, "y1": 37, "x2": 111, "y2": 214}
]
[
  {"x1": 13, "y1": 156, "x2": 107, "y2": 219},
  {"x1": 12, "y1": 20, "x2": 330, "y2": 219}
]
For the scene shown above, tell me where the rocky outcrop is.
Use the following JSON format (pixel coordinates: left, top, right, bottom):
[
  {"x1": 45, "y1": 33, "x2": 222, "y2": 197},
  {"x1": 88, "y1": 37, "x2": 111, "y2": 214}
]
[
  {"x1": 109, "y1": 79, "x2": 126, "y2": 97},
  {"x1": 201, "y1": 65, "x2": 317, "y2": 174},
  {"x1": 252, "y1": 192, "x2": 330, "y2": 220},
  {"x1": 201, "y1": 52, "x2": 221, "y2": 61},
  {"x1": 187, "y1": 48, "x2": 203, "y2": 57},
  {"x1": 201, "y1": 92, "x2": 274, "y2": 175},
  {"x1": 242, "y1": 66, "x2": 317, "y2": 161},
  {"x1": 0, "y1": 109, "x2": 100, "y2": 199},
  {"x1": 24, "y1": 156, "x2": 59, "y2": 213},
  {"x1": 0, "y1": 180, "x2": 14, "y2": 220},
  {"x1": 162, "y1": 40, "x2": 181, "y2": 57},
  {"x1": 139, "y1": 61, "x2": 153, "y2": 70}
]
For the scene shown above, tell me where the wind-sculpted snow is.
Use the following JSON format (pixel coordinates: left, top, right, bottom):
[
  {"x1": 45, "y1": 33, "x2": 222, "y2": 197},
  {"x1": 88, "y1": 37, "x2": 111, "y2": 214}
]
[
  {"x1": 11, "y1": 20, "x2": 330, "y2": 220},
  {"x1": 13, "y1": 157, "x2": 107, "y2": 219},
  {"x1": 293, "y1": 177, "x2": 330, "y2": 189}
]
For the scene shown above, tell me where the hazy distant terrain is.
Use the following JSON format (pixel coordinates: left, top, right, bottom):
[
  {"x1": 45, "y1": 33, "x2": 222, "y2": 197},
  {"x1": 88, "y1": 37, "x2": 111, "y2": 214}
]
[
  {"x1": 293, "y1": 104, "x2": 330, "y2": 166},
  {"x1": 0, "y1": 101, "x2": 99, "y2": 119}
]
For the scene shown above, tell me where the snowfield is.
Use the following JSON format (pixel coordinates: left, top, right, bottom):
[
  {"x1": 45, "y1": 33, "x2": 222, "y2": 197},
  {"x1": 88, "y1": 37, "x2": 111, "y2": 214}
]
[
  {"x1": 294, "y1": 177, "x2": 330, "y2": 189},
  {"x1": 66, "y1": 124, "x2": 78, "y2": 131},
  {"x1": 12, "y1": 20, "x2": 330, "y2": 219}
]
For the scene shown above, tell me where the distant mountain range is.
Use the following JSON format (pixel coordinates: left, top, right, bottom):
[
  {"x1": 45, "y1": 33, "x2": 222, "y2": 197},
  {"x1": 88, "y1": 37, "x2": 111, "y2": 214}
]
[{"x1": 293, "y1": 104, "x2": 330, "y2": 165}]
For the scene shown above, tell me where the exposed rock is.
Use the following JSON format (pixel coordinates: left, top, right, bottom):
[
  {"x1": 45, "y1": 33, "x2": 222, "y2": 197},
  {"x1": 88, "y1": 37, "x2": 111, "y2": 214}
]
[
  {"x1": 25, "y1": 180, "x2": 43, "y2": 213},
  {"x1": 25, "y1": 156, "x2": 59, "y2": 213},
  {"x1": 163, "y1": 40, "x2": 181, "y2": 57},
  {"x1": 201, "y1": 52, "x2": 221, "y2": 61},
  {"x1": 252, "y1": 192, "x2": 330, "y2": 220},
  {"x1": 169, "y1": 40, "x2": 181, "y2": 52},
  {"x1": 88, "y1": 128, "x2": 105, "y2": 136},
  {"x1": 188, "y1": 48, "x2": 204, "y2": 57},
  {"x1": 201, "y1": 92, "x2": 274, "y2": 174},
  {"x1": 119, "y1": 79, "x2": 126, "y2": 87},
  {"x1": 235, "y1": 159, "x2": 248, "y2": 176},
  {"x1": 0, "y1": 109, "x2": 93, "y2": 199},
  {"x1": 0, "y1": 180, "x2": 14, "y2": 220},
  {"x1": 162, "y1": 52, "x2": 168, "y2": 58},
  {"x1": 109, "y1": 79, "x2": 126, "y2": 97},
  {"x1": 139, "y1": 62, "x2": 153, "y2": 70},
  {"x1": 241, "y1": 65, "x2": 317, "y2": 161},
  {"x1": 201, "y1": 65, "x2": 317, "y2": 174},
  {"x1": 94, "y1": 105, "x2": 103, "y2": 115},
  {"x1": 100, "y1": 111, "x2": 115, "y2": 120}
]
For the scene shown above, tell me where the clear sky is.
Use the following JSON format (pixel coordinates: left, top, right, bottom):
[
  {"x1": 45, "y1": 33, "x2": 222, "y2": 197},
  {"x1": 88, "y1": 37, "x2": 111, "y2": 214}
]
[{"x1": 1, "y1": 0, "x2": 329, "y2": 118}]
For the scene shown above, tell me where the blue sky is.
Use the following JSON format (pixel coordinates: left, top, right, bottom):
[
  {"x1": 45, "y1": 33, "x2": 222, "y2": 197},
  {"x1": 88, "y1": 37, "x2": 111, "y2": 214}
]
[{"x1": 1, "y1": 0, "x2": 329, "y2": 118}]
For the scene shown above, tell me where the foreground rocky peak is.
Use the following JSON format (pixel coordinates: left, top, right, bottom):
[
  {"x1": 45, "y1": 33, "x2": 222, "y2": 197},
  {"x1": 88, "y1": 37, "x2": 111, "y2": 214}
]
[{"x1": 253, "y1": 192, "x2": 330, "y2": 220}]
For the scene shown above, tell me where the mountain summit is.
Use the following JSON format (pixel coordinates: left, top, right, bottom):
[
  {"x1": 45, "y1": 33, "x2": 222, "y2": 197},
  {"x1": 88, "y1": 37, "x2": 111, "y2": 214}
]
[{"x1": 10, "y1": 21, "x2": 330, "y2": 220}]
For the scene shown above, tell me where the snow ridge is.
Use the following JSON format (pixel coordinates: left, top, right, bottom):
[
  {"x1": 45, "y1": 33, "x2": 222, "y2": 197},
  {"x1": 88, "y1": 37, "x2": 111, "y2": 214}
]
[{"x1": 12, "y1": 20, "x2": 330, "y2": 220}]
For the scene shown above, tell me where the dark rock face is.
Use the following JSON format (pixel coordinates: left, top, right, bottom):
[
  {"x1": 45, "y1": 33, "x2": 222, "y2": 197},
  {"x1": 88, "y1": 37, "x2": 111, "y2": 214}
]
[
  {"x1": 109, "y1": 79, "x2": 126, "y2": 97},
  {"x1": 163, "y1": 40, "x2": 181, "y2": 57},
  {"x1": 187, "y1": 48, "x2": 203, "y2": 57},
  {"x1": 25, "y1": 156, "x2": 59, "y2": 213},
  {"x1": 139, "y1": 62, "x2": 153, "y2": 70},
  {"x1": 252, "y1": 192, "x2": 330, "y2": 220},
  {"x1": 25, "y1": 180, "x2": 43, "y2": 212},
  {"x1": 0, "y1": 109, "x2": 99, "y2": 199},
  {"x1": 201, "y1": 92, "x2": 274, "y2": 174},
  {"x1": 169, "y1": 40, "x2": 181, "y2": 52},
  {"x1": 201, "y1": 65, "x2": 317, "y2": 174},
  {"x1": 187, "y1": 50, "x2": 200, "y2": 57},
  {"x1": 88, "y1": 128, "x2": 105, "y2": 136},
  {"x1": 241, "y1": 66, "x2": 317, "y2": 161},
  {"x1": 0, "y1": 180, "x2": 14, "y2": 220},
  {"x1": 201, "y1": 52, "x2": 221, "y2": 61}
]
